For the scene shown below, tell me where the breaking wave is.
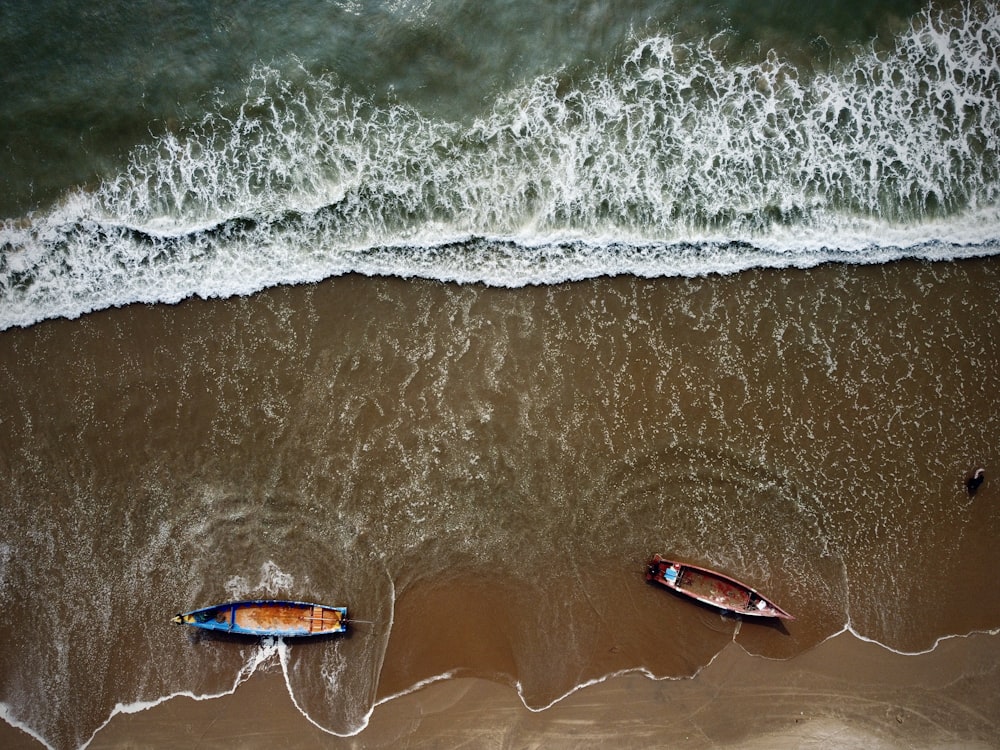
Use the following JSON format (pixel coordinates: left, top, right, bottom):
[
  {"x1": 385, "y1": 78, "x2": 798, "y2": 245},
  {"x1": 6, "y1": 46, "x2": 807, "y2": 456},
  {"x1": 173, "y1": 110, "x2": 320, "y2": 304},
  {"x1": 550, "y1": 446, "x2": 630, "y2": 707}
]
[{"x1": 1, "y1": 1, "x2": 998, "y2": 329}]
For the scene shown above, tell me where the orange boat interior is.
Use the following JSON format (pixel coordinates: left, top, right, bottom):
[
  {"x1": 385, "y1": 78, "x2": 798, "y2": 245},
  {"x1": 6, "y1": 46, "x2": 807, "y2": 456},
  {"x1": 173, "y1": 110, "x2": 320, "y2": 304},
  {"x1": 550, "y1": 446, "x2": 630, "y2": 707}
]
[
  {"x1": 676, "y1": 567, "x2": 753, "y2": 611},
  {"x1": 233, "y1": 604, "x2": 343, "y2": 634}
]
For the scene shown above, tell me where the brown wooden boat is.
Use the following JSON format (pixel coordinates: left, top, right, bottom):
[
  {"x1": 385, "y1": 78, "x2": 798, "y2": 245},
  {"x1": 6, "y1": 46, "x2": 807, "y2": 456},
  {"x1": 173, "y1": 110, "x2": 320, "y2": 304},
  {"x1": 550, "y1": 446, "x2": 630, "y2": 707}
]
[
  {"x1": 172, "y1": 600, "x2": 348, "y2": 636},
  {"x1": 646, "y1": 554, "x2": 794, "y2": 620}
]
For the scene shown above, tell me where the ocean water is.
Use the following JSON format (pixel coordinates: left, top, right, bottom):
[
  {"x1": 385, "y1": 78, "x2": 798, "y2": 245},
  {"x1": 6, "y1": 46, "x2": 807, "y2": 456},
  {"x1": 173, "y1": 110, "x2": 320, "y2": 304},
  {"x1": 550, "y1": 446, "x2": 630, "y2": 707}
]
[
  {"x1": 2, "y1": 0, "x2": 999, "y2": 328},
  {"x1": 1, "y1": 1, "x2": 999, "y2": 748}
]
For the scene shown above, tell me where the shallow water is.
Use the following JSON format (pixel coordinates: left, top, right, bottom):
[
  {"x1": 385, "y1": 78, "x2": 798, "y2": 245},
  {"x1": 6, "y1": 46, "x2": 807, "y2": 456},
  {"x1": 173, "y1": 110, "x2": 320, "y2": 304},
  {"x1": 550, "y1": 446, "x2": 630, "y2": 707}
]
[
  {"x1": 2, "y1": 259, "x2": 999, "y2": 748},
  {"x1": 3, "y1": 1, "x2": 999, "y2": 329}
]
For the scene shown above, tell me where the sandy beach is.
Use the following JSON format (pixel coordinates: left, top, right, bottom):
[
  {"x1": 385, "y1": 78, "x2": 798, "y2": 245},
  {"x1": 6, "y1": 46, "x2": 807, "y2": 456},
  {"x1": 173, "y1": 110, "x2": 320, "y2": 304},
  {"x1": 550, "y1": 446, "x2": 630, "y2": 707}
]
[{"x1": 4, "y1": 630, "x2": 995, "y2": 749}]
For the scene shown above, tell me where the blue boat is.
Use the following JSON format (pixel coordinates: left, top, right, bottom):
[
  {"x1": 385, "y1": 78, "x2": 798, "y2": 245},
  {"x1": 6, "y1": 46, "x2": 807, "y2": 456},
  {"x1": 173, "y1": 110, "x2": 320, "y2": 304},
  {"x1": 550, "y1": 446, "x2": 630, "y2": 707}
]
[{"x1": 172, "y1": 599, "x2": 348, "y2": 637}]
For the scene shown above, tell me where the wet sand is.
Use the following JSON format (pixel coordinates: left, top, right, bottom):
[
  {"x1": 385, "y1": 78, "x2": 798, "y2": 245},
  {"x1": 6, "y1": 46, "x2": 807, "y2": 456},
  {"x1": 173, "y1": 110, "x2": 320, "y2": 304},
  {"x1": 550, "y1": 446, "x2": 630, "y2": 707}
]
[
  {"x1": 5, "y1": 630, "x2": 996, "y2": 749},
  {"x1": 2, "y1": 260, "x2": 998, "y2": 749}
]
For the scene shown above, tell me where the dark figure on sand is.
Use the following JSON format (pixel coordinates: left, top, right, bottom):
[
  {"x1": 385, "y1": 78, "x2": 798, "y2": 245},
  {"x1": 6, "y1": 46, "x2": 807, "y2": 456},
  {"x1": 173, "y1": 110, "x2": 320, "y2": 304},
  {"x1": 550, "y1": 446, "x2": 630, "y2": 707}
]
[{"x1": 966, "y1": 468, "x2": 985, "y2": 496}]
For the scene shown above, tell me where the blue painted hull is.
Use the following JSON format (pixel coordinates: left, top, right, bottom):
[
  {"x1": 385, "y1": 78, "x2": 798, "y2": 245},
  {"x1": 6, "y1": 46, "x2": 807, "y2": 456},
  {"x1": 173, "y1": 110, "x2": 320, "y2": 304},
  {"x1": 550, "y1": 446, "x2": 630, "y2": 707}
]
[{"x1": 172, "y1": 599, "x2": 348, "y2": 637}]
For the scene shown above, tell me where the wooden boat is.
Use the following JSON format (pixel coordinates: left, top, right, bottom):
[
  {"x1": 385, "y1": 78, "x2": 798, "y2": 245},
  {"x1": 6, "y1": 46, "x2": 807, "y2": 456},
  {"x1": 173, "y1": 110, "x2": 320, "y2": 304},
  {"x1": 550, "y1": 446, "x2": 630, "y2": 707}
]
[
  {"x1": 646, "y1": 554, "x2": 794, "y2": 620},
  {"x1": 172, "y1": 600, "x2": 348, "y2": 637}
]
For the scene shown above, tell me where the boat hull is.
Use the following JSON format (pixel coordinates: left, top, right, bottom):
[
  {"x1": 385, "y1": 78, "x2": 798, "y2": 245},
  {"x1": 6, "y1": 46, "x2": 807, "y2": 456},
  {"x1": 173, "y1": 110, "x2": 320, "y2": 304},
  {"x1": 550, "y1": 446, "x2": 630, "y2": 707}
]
[
  {"x1": 646, "y1": 555, "x2": 793, "y2": 620},
  {"x1": 172, "y1": 600, "x2": 348, "y2": 637}
]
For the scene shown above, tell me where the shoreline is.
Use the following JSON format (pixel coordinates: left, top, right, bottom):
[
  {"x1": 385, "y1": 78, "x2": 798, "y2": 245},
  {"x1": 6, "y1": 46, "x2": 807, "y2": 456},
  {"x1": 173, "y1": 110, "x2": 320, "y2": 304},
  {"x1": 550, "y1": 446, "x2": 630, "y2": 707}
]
[
  {"x1": 5, "y1": 630, "x2": 997, "y2": 749},
  {"x1": 4, "y1": 245, "x2": 1000, "y2": 335}
]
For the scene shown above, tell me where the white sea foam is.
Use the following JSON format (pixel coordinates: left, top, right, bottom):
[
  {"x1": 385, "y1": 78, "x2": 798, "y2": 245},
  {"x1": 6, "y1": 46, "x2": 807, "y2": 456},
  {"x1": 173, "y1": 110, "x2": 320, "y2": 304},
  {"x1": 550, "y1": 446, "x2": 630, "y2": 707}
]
[
  {"x1": 276, "y1": 639, "x2": 378, "y2": 738},
  {"x1": 6, "y1": 615, "x2": 994, "y2": 749},
  {"x1": 0, "y1": 704, "x2": 51, "y2": 750},
  {"x1": 223, "y1": 560, "x2": 296, "y2": 599},
  {"x1": 0, "y1": 640, "x2": 285, "y2": 750},
  {"x1": 843, "y1": 623, "x2": 1000, "y2": 657},
  {"x1": 1, "y1": 1, "x2": 998, "y2": 330},
  {"x1": 512, "y1": 625, "x2": 1000, "y2": 717},
  {"x1": 358, "y1": 625, "x2": 1000, "y2": 726}
]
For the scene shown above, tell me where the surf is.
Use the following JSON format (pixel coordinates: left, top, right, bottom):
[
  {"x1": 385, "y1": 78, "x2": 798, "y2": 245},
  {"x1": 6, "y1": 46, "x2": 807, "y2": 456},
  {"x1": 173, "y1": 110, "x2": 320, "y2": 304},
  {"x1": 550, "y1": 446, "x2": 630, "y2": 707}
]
[{"x1": 2, "y1": 0, "x2": 998, "y2": 330}]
